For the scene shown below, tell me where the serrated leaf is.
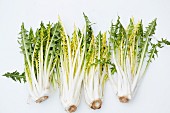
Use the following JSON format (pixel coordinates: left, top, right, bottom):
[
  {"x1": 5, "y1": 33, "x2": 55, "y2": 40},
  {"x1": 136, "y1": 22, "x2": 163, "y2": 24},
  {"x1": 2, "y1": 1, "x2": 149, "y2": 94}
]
[{"x1": 3, "y1": 71, "x2": 26, "y2": 83}]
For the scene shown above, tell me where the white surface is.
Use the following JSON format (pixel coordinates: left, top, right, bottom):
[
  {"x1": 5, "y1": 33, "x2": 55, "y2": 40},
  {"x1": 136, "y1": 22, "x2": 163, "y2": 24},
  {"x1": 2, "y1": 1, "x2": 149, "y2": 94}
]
[{"x1": 0, "y1": 0, "x2": 170, "y2": 113}]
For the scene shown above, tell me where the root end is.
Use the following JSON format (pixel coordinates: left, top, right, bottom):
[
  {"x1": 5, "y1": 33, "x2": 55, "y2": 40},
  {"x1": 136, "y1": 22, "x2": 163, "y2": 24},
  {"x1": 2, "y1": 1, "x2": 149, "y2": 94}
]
[
  {"x1": 68, "y1": 105, "x2": 77, "y2": 113},
  {"x1": 119, "y1": 96, "x2": 129, "y2": 103},
  {"x1": 91, "y1": 99, "x2": 102, "y2": 110},
  {"x1": 35, "y1": 96, "x2": 48, "y2": 103}
]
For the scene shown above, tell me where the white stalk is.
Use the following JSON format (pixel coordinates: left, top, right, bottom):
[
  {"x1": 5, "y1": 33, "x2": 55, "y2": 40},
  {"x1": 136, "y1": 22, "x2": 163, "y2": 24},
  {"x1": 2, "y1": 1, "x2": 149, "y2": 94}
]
[
  {"x1": 108, "y1": 19, "x2": 159, "y2": 103},
  {"x1": 59, "y1": 24, "x2": 85, "y2": 112},
  {"x1": 22, "y1": 23, "x2": 60, "y2": 103}
]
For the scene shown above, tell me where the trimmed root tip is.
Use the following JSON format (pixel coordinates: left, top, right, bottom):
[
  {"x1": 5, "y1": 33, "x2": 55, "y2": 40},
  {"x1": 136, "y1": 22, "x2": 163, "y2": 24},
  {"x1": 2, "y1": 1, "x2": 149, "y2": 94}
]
[
  {"x1": 68, "y1": 105, "x2": 77, "y2": 113},
  {"x1": 91, "y1": 99, "x2": 102, "y2": 110},
  {"x1": 119, "y1": 96, "x2": 129, "y2": 103},
  {"x1": 35, "y1": 96, "x2": 48, "y2": 103}
]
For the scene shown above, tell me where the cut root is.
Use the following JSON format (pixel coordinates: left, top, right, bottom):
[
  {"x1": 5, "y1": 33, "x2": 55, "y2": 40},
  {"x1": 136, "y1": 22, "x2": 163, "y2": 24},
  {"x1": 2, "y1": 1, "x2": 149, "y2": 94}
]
[
  {"x1": 68, "y1": 105, "x2": 77, "y2": 113},
  {"x1": 91, "y1": 99, "x2": 102, "y2": 110},
  {"x1": 119, "y1": 96, "x2": 129, "y2": 103},
  {"x1": 35, "y1": 96, "x2": 49, "y2": 103}
]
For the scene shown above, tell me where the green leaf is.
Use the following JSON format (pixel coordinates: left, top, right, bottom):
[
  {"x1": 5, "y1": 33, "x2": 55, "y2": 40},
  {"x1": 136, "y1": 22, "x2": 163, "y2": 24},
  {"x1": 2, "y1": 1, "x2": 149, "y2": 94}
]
[
  {"x1": 3, "y1": 71, "x2": 26, "y2": 83},
  {"x1": 148, "y1": 38, "x2": 170, "y2": 63},
  {"x1": 83, "y1": 13, "x2": 94, "y2": 50},
  {"x1": 144, "y1": 18, "x2": 157, "y2": 37},
  {"x1": 161, "y1": 38, "x2": 170, "y2": 45}
]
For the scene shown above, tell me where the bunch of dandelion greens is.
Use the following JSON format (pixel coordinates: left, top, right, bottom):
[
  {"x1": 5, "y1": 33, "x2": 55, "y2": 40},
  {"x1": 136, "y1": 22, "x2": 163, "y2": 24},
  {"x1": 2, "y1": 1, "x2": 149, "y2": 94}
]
[
  {"x1": 3, "y1": 21, "x2": 61, "y2": 103},
  {"x1": 108, "y1": 17, "x2": 170, "y2": 103},
  {"x1": 2, "y1": 14, "x2": 170, "y2": 112},
  {"x1": 83, "y1": 13, "x2": 108, "y2": 110},
  {"x1": 58, "y1": 18, "x2": 86, "y2": 112}
]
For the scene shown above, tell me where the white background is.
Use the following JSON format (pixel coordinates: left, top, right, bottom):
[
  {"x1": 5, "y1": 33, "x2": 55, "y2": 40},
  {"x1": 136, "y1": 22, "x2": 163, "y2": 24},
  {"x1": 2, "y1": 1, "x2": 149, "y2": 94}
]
[{"x1": 0, "y1": 0, "x2": 170, "y2": 113}]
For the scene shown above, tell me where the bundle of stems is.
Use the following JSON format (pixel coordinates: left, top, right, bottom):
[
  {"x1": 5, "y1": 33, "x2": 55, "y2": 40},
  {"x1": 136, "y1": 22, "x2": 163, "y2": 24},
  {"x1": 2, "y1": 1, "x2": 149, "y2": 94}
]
[
  {"x1": 58, "y1": 18, "x2": 86, "y2": 112},
  {"x1": 108, "y1": 17, "x2": 170, "y2": 103},
  {"x1": 83, "y1": 14, "x2": 108, "y2": 110},
  {"x1": 3, "y1": 22, "x2": 61, "y2": 103}
]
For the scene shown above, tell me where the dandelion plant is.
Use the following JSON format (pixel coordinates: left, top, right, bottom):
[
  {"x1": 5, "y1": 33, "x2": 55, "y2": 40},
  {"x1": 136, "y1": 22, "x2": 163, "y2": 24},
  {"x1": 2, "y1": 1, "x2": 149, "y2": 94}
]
[
  {"x1": 108, "y1": 17, "x2": 170, "y2": 103},
  {"x1": 3, "y1": 22, "x2": 61, "y2": 103},
  {"x1": 58, "y1": 19, "x2": 86, "y2": 112},
  {"x1": 83, "y1": 14, "x2": 108, "y2": 110}
]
